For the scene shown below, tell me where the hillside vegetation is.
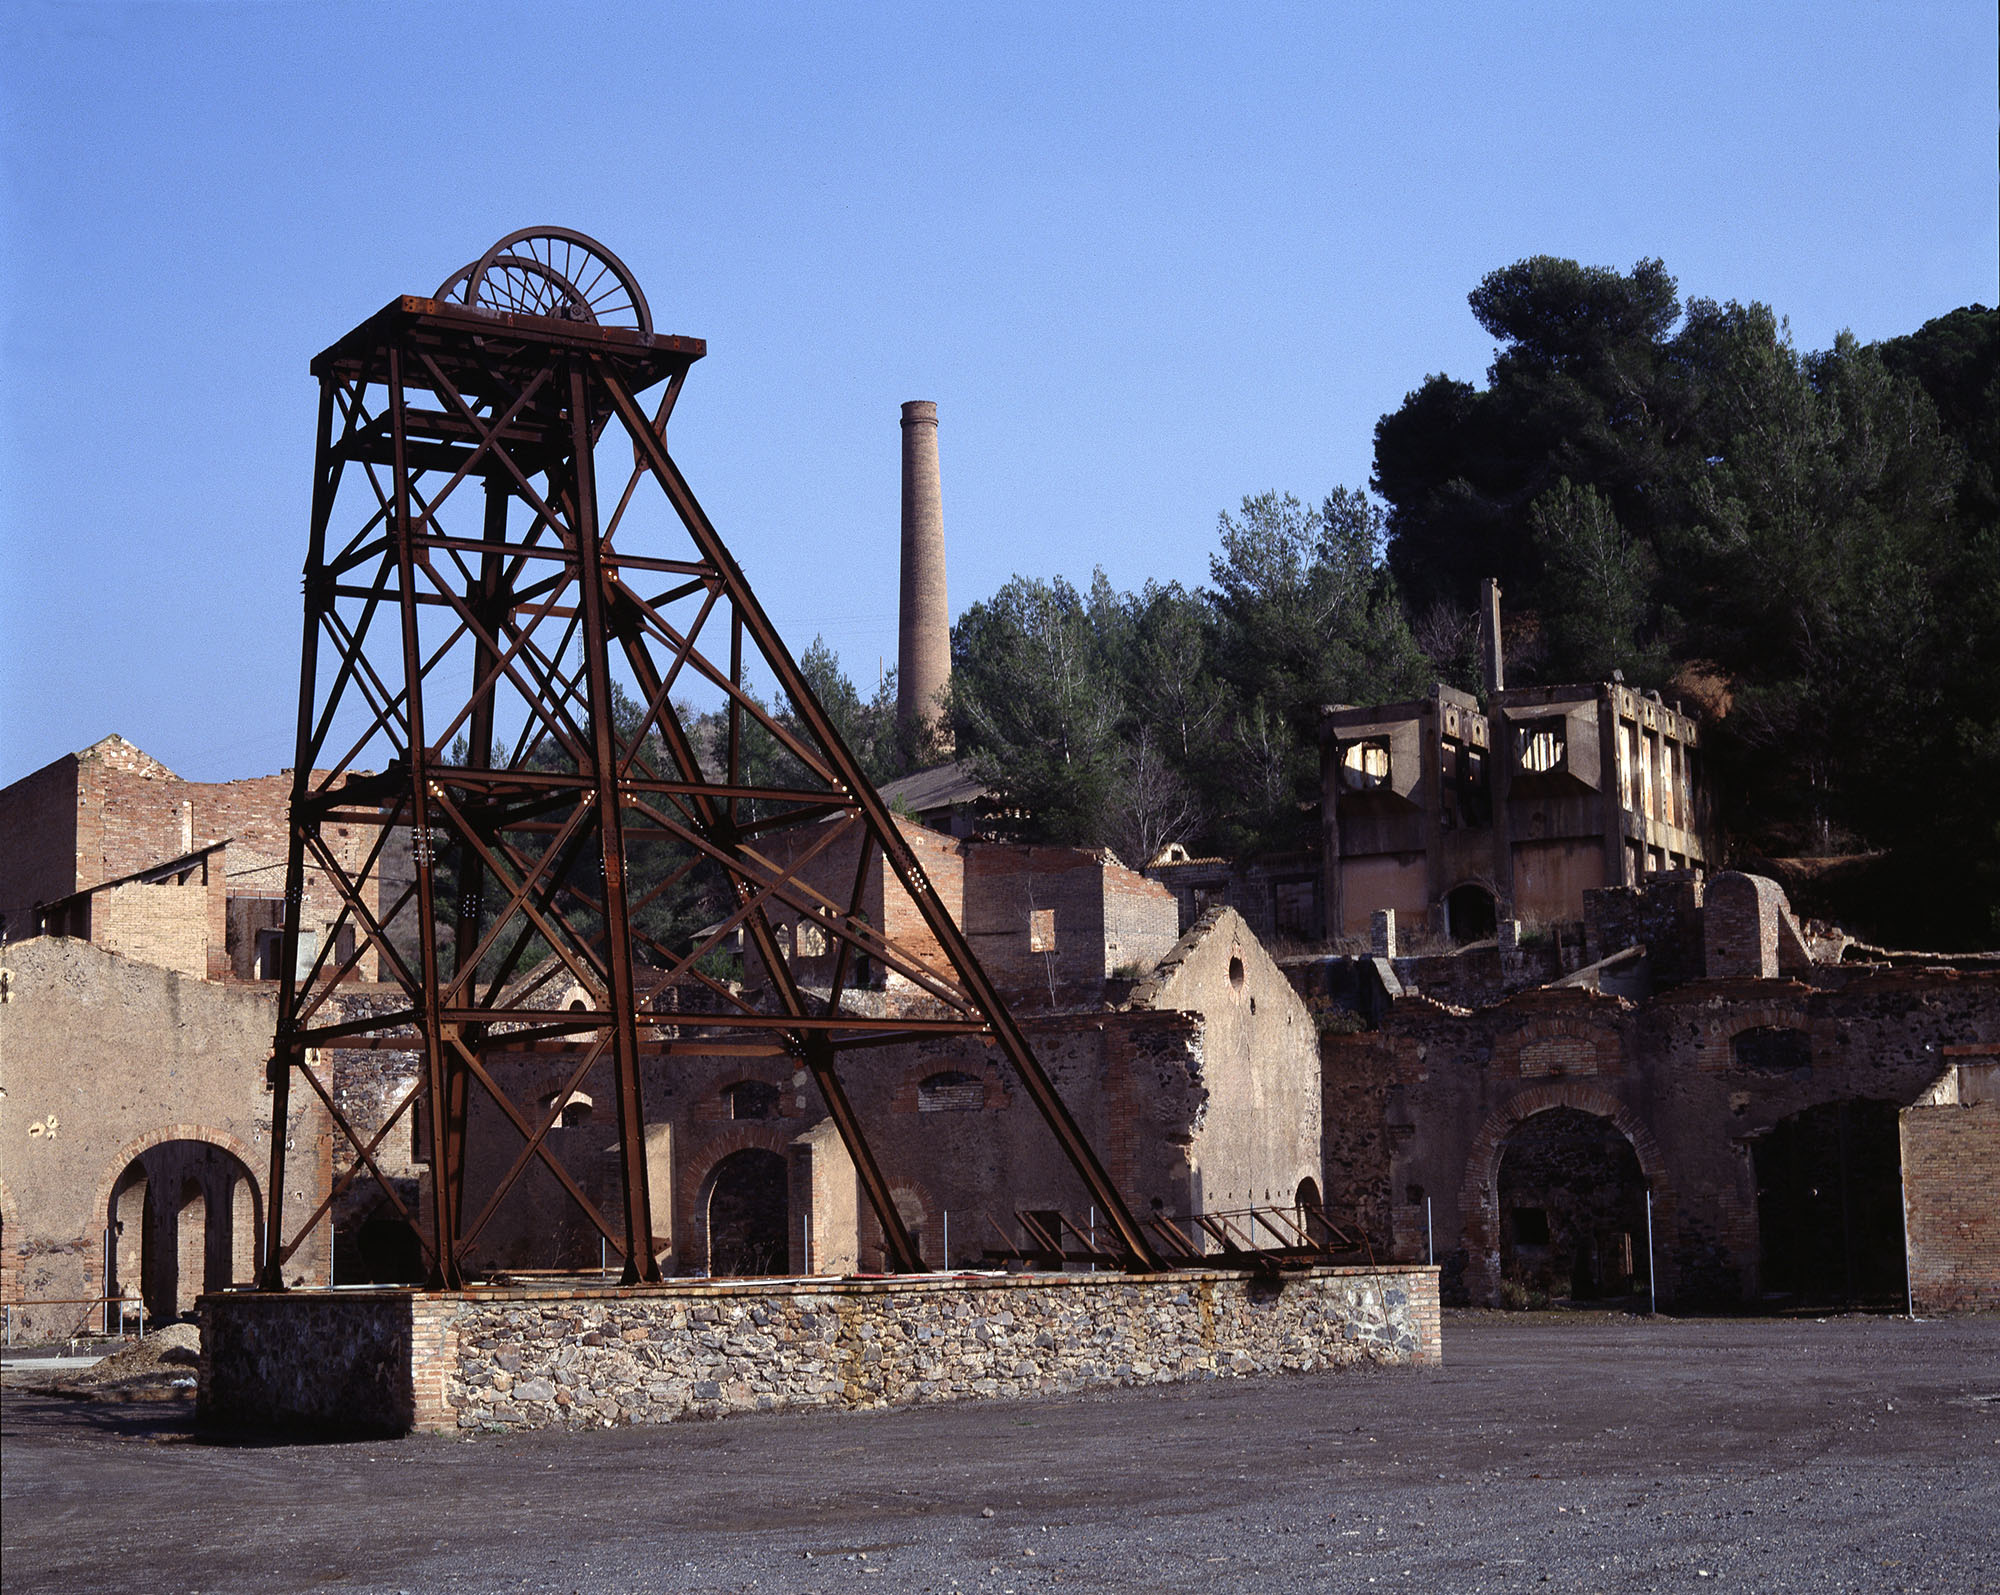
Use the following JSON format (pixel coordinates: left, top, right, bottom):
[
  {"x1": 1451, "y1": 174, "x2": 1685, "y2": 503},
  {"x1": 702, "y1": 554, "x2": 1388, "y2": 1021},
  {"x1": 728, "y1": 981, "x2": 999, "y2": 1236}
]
[{"x1": 811, "y1": 262, "x2": 2000, "y2": 948}]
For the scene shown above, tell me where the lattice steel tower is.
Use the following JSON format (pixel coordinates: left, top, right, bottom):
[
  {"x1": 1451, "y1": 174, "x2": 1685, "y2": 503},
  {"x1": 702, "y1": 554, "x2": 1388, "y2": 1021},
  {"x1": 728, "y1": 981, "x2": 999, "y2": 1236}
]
[{"x1": 259, "y1": 230, "x2": 1158, "y2": 1290}]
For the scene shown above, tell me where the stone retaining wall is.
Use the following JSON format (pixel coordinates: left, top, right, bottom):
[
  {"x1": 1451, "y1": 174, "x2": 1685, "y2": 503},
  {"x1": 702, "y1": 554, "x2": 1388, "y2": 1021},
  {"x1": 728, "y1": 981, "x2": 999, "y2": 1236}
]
[{"x1": 202, "y1": 1265, "x2": 1439, "y2": 1435}]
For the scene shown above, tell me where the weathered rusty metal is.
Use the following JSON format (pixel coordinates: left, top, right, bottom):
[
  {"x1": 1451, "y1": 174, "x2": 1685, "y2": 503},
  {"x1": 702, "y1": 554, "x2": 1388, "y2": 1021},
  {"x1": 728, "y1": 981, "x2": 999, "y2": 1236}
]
[{"x1": 261, "y1": 231, "x2": 1162, "y2": 1291}]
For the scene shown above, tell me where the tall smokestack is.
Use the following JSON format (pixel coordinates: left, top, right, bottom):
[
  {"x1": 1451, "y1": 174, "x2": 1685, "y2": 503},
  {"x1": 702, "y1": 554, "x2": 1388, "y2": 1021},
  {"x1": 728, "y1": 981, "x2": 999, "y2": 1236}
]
[
  {"x1": 898, "y1": 400, "x2": 949, "y2": 746},
  {"x1": 1478, "y1": 577, "x2": 1504, "y2": 695}
]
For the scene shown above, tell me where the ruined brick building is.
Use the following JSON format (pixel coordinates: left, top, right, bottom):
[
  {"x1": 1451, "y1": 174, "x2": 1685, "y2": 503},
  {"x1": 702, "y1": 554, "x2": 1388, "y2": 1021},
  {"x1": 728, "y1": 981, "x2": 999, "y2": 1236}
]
[
  {"x1": 0, "y1": 734, "x2": 1326, "y2": 1315},
  {"x1": 5, "y1": 446, "x2": 1993, "y2": 1338},
  {"x1": 1303, "y1": 869, "x2": 1999, "y2": 1314},
  {"x1": 0, "y1": 736, "x2": 338, "y2": 1341},
  {"x1": 453, "y1": 851, "x2": 1322, "y2": 1279}
]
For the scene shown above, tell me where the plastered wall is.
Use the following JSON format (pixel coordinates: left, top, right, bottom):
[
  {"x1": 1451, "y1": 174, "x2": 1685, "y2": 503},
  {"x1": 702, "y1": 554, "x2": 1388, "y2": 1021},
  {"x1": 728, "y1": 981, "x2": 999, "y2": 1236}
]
[{"x1": 0, "y1": 937, "x2": 332, "y2": 1340}]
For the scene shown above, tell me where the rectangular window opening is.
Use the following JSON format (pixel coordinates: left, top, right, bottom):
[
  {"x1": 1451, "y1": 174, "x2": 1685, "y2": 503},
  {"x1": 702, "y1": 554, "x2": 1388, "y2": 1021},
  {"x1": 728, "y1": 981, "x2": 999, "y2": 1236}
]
[
  {"x1": 1517, "y1": 720, "x2": 1566, "y2": 774},
  {"x1": 1340, "y1": 740, "x2": 1391, "y2": 791}
]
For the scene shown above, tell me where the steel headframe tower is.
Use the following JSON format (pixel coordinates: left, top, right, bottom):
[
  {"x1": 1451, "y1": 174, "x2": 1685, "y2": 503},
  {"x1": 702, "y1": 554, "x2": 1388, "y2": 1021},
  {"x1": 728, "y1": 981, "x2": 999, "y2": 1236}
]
[{"x1": 260, "y1": 229, "x2": 1160, "y2": 1290}]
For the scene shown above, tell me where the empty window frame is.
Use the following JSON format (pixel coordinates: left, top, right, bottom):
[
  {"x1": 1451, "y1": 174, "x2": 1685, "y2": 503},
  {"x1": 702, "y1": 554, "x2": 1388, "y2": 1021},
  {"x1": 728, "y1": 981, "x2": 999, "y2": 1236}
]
[
  {"x1": 1274, "y1": 880, "x2": 1316, "y2": 939},
  {"x1": 723, "y1": 1080, "x2": 782, "y2": 1120},
  {"x1": 1028, "y1": 907, "x2": 1057, "y2": 952},
  {"x1": 1340, "y1": 739, "x2": 1391, "y2": 791},
  {"x1": 1440, "y1": 738, "x2": 1491, "y2": 828},
  {"x1": 1517, "y1": 719, "x2": 1566, "y2": 774}
]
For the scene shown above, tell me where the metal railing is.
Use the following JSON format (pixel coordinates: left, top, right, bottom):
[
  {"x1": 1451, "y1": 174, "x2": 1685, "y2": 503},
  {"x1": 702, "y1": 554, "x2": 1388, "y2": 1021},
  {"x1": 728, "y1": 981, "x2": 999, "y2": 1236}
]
[
  {"x1": 981, "y1": 1199, "x2": 1375, "y2": 1272},
  {"x1": 2, "y1": 1296, "x2": 144, "y2": 1350}
]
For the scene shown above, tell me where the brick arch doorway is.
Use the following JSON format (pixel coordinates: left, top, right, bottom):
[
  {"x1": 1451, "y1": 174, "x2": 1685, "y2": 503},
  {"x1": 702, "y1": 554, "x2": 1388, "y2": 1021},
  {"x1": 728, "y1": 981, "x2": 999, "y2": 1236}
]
[
  {"x1": 105, "y1": 1139, "x2": 261, "y2": 1325},
  {"x1": 702, "y1": 1149, "x2": 789, "y2": 1277},
  {"x1": 1459, "y1": 1084, "x2": 1668, "y2": 1308},
  {"x1": 1497, "y1": 1108, "x2": 1649, "y2": 1306},
  {"x1": 1443, "y1": 882, "x2": 1497, "y2": 943}
]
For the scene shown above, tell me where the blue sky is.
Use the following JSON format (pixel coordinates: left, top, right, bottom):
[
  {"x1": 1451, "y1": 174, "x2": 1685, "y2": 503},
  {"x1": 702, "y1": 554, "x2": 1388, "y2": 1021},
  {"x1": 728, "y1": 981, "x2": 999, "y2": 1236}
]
[{"x1": 2, "y1": 2, "x2": 1994, "y2": 783}]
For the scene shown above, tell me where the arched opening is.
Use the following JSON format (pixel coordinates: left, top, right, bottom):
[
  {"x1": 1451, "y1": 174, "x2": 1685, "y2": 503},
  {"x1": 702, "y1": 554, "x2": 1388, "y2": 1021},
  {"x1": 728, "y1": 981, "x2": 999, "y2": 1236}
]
[
  {"x1": 1496, "y1": 1108, "x2": 1648, "y2": 1307},
  {"x1": 1444, "y1": 883, "x2": 1497, "y2": 943},
  {"x1": 1753, "y1": 1100, "x2": 1905, "y2": 1307},
  {"x1": 107, "y1": 1139, "x2": 261, "y2": 1325},
  {"x1": 1295, "y1": 1176, "x2": 1325, "y2": 1246},
  {"x1": 705, "y1": 1149, "x2": 789, "y2": 1277},
  {"x1": 892, "y1": 1187, "x2": 929, "y2": 1269}
]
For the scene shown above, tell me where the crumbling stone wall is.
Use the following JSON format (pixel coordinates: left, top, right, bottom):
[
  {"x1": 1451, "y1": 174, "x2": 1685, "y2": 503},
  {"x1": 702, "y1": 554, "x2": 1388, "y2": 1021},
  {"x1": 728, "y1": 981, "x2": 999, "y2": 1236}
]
[
  {"x1": 1320, "y1": 1031, "x2": 1396, "y2": 1256},
  {"x1": 1322, "y1": 966, "x2": 2000, "y2": 1309},
  {"x1": 201, "y1": 1264, "x2": 1440, "y2": 1435},
  {"x1": 1703, "y1": 871, "x2": 1815, "y2": 979},
  {"x1": 452, "y1": 913, "x2": 1319, "y2": 1278},
  {"x1": 1584, "y1": 872, "x2": 1705, "y2": 984},
  {"x1": 461, "y1": 1011, "x2": 1217, "y2": 1276}
]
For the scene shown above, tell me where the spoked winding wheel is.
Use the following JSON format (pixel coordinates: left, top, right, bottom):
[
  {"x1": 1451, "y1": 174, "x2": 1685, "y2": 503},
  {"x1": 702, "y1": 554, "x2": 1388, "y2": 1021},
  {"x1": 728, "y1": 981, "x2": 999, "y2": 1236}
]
[{"x1": 435, "y1": 227, "x2": 653, "y2": 333}]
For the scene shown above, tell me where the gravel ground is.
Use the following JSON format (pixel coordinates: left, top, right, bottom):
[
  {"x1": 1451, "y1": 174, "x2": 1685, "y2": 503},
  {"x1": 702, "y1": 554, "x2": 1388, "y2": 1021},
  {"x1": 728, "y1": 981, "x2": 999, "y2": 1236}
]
[{"x1": 3, "y1": 1311, "x2": 1995, "y2": 1594}]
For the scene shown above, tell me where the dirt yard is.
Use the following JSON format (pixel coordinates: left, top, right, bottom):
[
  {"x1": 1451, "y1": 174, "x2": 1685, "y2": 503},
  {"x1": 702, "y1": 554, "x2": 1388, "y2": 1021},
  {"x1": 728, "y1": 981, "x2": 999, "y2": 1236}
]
[{"x1": 3, "y1": 1311, "x2": 1995, "y2": 1593}]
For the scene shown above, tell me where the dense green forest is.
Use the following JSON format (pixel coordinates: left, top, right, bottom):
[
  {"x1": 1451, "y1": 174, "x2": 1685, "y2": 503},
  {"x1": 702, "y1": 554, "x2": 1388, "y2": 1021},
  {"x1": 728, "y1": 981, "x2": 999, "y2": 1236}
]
[{"x1": 800, "y1": 259, "x2": 1999, "y2": 948}]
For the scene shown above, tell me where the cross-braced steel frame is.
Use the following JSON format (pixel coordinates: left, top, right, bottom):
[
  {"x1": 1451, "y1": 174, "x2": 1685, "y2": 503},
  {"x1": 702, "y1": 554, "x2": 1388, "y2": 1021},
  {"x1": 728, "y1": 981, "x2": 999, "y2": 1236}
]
[{"x1": 260, "y1": 288, "x2": 1162, "y2": 1290}]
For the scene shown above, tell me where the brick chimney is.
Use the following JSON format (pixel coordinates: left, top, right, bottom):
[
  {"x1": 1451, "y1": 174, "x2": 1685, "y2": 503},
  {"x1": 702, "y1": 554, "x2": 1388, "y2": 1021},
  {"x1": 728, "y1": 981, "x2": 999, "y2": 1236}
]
[{"x1": 898, "y1": 400, "x2": 950, "y2": 744}]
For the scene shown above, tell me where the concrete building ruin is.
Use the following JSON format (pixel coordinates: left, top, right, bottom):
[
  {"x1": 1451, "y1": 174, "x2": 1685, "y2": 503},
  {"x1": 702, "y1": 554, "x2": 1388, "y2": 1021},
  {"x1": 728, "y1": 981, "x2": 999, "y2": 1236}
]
[
  {"x1": 1321, "y1": 678, "x2": 1709, "y2": 943},
  {"x1": 1318, "y1": 577, "x2": 1713, "y2": 949},
  {"x1": 1145, "y1": 583, "x2": 1713, "y2": 951}
]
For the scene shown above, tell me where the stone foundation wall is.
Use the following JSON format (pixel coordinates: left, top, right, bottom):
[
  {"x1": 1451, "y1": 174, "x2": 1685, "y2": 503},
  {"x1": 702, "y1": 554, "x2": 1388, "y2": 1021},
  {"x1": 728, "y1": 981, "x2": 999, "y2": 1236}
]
[
  {"x1": 202, "y1": 1265, "x2": 1439, "y2": 1435},
  {"x1": 202, "y1": 1290, "x2": 417, "y2": 1435}
]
